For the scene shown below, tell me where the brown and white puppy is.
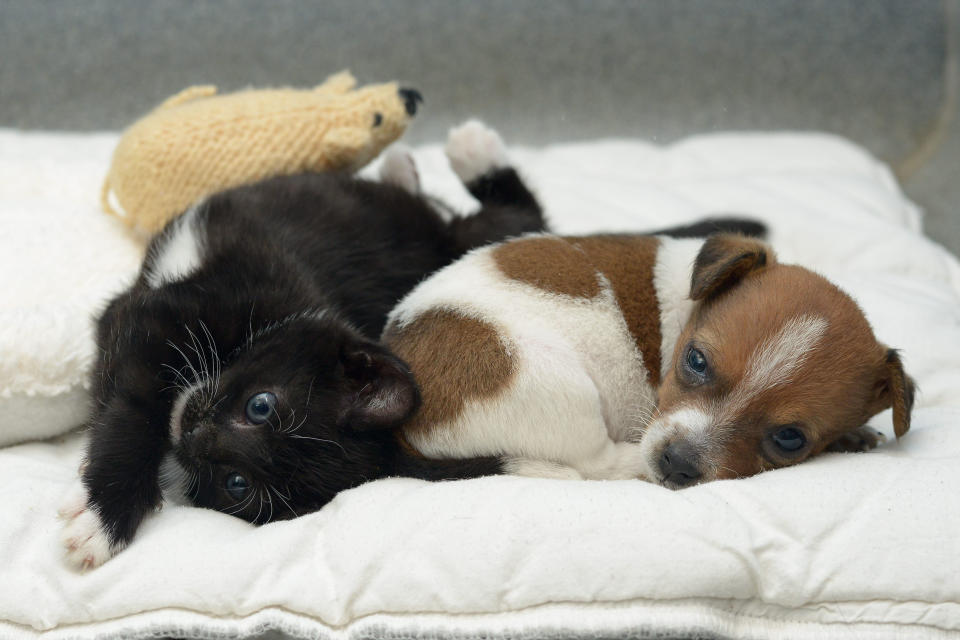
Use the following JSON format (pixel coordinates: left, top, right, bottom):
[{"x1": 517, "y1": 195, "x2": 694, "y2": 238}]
[{"x1": 382, "y1": 232, "x2": 915, "y2": 487}]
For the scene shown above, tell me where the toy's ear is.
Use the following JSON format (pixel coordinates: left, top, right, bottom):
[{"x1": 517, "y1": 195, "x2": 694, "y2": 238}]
[
  {"x1": 690, "y1": 234, "x2": 776, "y2": 301},
  {"x1": 865, "y1": 348, "x2": 916, "y2": 438},
  {"x1": 314, "y1": 70, "x2": 357, "y2": 94},
  {"x1": 157, "y1": 85, "x2": 218, "y2": 110},
  {"x1": 337, "y1": 342, "x2": 420, "y2": 432}
]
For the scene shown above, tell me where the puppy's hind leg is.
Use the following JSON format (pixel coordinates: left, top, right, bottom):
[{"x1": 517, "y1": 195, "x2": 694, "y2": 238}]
[{"x1": 444, "y1": 120, "x2": 546, "y2": 253}]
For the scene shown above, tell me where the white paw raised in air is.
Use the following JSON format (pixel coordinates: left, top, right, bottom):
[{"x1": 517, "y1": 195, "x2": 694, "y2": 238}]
[
  {"x1": 379, "y1": 145, "x2": 421, "y2": 194},
  {"x1": 445, "y1": 120, "x2": 509, "y2": 184},
  {"x1": 58, "y1": 481, "x2": 121, "y2": 571}
]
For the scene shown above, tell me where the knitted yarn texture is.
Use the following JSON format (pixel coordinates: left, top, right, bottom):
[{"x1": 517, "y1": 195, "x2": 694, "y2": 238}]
[{"x1": 102, "y1": 71, "x2": 415, "y2": 234}]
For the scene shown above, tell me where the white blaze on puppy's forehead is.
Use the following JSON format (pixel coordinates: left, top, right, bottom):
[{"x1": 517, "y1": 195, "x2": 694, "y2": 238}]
[
  {"x1": 743, "y1": 314, "x2": 829, "y2": 393},
  {"x1": 664, "y1": 406, "x2": 714, "y2": 442}
]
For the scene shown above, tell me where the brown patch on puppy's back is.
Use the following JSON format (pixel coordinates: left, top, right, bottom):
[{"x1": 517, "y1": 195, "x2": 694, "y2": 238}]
[
  {"x1": 493, "y1": 236, "x2": 600, "y2": 298},
  {"x1": 494, "y1": 233, "x2": 664, "y2": 385},
  {"x1": 569, "y1": 235, "x2": 664, "y2": 386},
  {"x1": 383, "y1": 309, "x2": 514, "y2": 436}
]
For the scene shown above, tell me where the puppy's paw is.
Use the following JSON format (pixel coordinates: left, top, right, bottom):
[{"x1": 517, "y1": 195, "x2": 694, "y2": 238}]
[
  {"x1": 59, "y1": 483, "x2": 121, "y2": 571},
  {"x1": 379, "y1": 145, "x2": 420, "y2": 194},
  {"x1": 826, "y1": 426, "x2": 887, "y2": 453},
  {"x1": 445, "y1": 120, "x2": 508, "y2": 184}
]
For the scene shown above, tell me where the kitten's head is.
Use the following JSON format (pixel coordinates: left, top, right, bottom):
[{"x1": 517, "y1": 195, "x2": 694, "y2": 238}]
[{"x1": 166, "y1": 312, "x2": 418, "y2": 523}]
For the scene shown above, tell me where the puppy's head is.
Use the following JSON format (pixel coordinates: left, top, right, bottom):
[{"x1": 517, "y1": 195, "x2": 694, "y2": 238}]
[
  {"x1": 642, "y1": 234, "x2": 914, "y2": 489},
  {"x1": 165, "y1": 313, "x2": 418, "y2": 523}
]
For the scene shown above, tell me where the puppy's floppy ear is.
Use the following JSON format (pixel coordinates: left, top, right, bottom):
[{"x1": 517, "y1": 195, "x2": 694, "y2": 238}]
[
  {"x1": 690, "y1": 233, "x2": 776, "y2": 301},
  {"x1": 865, "y1": 348, "x2": 916, "y2": 438},
  {"x1": 337, "y1": 341, "x2": 421, "y2": 431}
]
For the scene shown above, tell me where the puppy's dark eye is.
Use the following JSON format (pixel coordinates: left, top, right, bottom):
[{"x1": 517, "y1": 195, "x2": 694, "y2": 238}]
[
  {"x1": 245, "y1": 391, "x2": 277, "y2": 424},
  {"x1": 686, "y1": 347, "x2": 708, "y2": 375},
  {"x1": 772, "y1": 426, "x2": 806, "y2": 452},
  {"x1": 373, "y1": 112, "x2": 383, "y2": 127},
  {"x1": 225, "y1": 472, "x2": 250, "y2": 501}
]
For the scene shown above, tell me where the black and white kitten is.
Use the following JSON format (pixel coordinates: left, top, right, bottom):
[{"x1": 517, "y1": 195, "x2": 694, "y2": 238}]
[{"x1": 59, "y1": 122, "x2": 544, "y2": 570}]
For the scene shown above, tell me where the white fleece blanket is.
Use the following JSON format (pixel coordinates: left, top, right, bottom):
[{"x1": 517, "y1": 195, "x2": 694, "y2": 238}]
[{"x1": 1, "y1": 129, "x2": 959, "y2": 640}]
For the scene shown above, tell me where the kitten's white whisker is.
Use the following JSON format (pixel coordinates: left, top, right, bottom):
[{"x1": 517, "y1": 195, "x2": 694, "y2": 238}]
[
  {"x1": 253, "y1": 490, "x2": 265, "y2": 523},
  {"x1": 184, "y1": 325, "x2": 213, "y2": 406},
  {"x1": 197, "y1": 319, "x2": 222, "y2": 400},
  {"x1": 289, "y1": 434, "x2": 347, "y2": 456},
  {"x1": 223, "y1": 488, "x2": 256, "y2": 515},
  {"x1": 160, "y1": 363, "x2": 191, "y2": 390},
  {"x1": 282, "y1": 409, "x2": 296, "y2": 434},
  {"x1": 209, "y1": 394, "x2": 228, "y2": 412},
  {"x1": 270, "y1": 486, "x2": 297, "y2": 518},
  {"x1": 264, "y1": 490, "x2": 274, "y2": 522},
  {"x1": 166, "y1": 339, "x2": 202, "y2": 389},
  {"x1": 285, "y1": 413, "x2": 309, "y2": 435}
]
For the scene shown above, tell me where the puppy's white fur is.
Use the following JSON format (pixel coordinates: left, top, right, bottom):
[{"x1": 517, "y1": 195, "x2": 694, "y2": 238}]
[
  {"x1": 742, "y1": 315, "x2": 828, "y2": 394},
  {"x1": 389, "y1": 243, "x2": 657, "y2": 480},
  {"x1": 652, "y1": 238, "x2": 702, "y2": 382}
]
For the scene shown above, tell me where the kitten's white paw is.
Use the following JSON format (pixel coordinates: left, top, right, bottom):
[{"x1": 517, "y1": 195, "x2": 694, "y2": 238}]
[
  {"x1": 445, "y1": 120, "x2": 508, "y2": 184},
  {"x1": 379, "y1": 145, "x2": 420, "y2": 194},
  {"x1": 56, "y1": 480, "x2": 88, "y2": 520},
  {"x1": 59, "y1": 483, "x2": 120, "y2": 571}
]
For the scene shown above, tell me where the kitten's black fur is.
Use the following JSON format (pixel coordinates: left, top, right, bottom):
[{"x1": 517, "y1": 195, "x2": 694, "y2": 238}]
[{"x1": 84, "y1": 166, "x2": 544, "y2": 550}]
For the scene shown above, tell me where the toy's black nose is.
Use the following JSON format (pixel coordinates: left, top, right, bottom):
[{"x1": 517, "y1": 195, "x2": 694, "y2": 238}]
[
  {"x1": 398, "y1": 88, "x2": 423, "y2": 116},
  {"x1": 658, "y1": 441, "x2": 703, "y2": 487}
]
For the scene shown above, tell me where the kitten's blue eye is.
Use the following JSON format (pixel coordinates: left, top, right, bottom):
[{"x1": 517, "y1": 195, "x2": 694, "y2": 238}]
[
  {"x1": 772, "y1": 426, "x2": 806, "y2": 452},
  {"x1": 686, "y1": 347, "x2": 708, "y2": 374},
  {"x1": 225, "y1": 472, "x2": 250, "y2": 501},
  {"x1": 245, "y1": 391, "x2": 277, "y2": 424}
]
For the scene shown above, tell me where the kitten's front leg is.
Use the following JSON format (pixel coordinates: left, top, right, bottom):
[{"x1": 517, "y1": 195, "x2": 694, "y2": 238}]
[{"x1": 60, "y1": 396, "x2": 170, "y2": 570}]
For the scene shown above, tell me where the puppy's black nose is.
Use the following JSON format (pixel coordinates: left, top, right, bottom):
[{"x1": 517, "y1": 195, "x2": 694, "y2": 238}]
[
  {"x1": 398, "y1": 88, "x2": 423, "y2": 116},
  {"x1": 658, "y1": 441, "x2": 703, "y2": 487}
]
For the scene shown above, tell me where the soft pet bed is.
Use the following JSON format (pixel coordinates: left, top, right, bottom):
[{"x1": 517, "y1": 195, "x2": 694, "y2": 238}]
[{"x1": 1, "y1": 129, "x2": 959, "y2": 640}]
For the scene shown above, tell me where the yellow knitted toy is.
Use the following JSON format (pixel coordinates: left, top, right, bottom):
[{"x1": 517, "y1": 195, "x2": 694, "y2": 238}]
[{"x1": 101, "y1": 71, "x2": 422, "y2": 234}]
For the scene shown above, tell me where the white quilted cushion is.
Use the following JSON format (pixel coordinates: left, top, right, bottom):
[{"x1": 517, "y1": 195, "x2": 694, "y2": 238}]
[{"x1": 1, "y1": 130, "x2": 958, "y2": 640}]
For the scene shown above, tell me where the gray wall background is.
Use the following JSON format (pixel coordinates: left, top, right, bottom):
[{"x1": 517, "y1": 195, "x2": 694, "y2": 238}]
[
  {"x1": 2, "y1": 0, "x2": 958, "y2": 254},
  {"x1": 0, "y1": 3, "x2": 957, "y2": 639}
]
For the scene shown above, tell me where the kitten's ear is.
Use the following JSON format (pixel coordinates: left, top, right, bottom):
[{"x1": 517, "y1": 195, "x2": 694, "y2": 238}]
[
  {"x1": 337, "y1": 341, "x2": 420, "y2": 431},
  {"x1": 690, "y1": 234, "x2": 776, "y2": 301}
]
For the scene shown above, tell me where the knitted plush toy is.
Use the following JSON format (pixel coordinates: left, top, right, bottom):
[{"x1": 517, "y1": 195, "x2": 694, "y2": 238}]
[{"x1": 101, "y1": 71, "x2": 422, "y2": 234}]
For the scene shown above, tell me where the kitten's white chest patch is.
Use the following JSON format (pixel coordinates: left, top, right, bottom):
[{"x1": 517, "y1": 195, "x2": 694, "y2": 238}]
[{"x1": 145, "y1": 204, "x2": 205, "y2": 288}]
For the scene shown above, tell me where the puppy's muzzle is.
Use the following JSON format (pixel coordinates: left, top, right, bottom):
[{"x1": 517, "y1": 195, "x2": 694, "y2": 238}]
[{"x1": 658, "y1": 441, "x2": 703, "y2": 488}]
